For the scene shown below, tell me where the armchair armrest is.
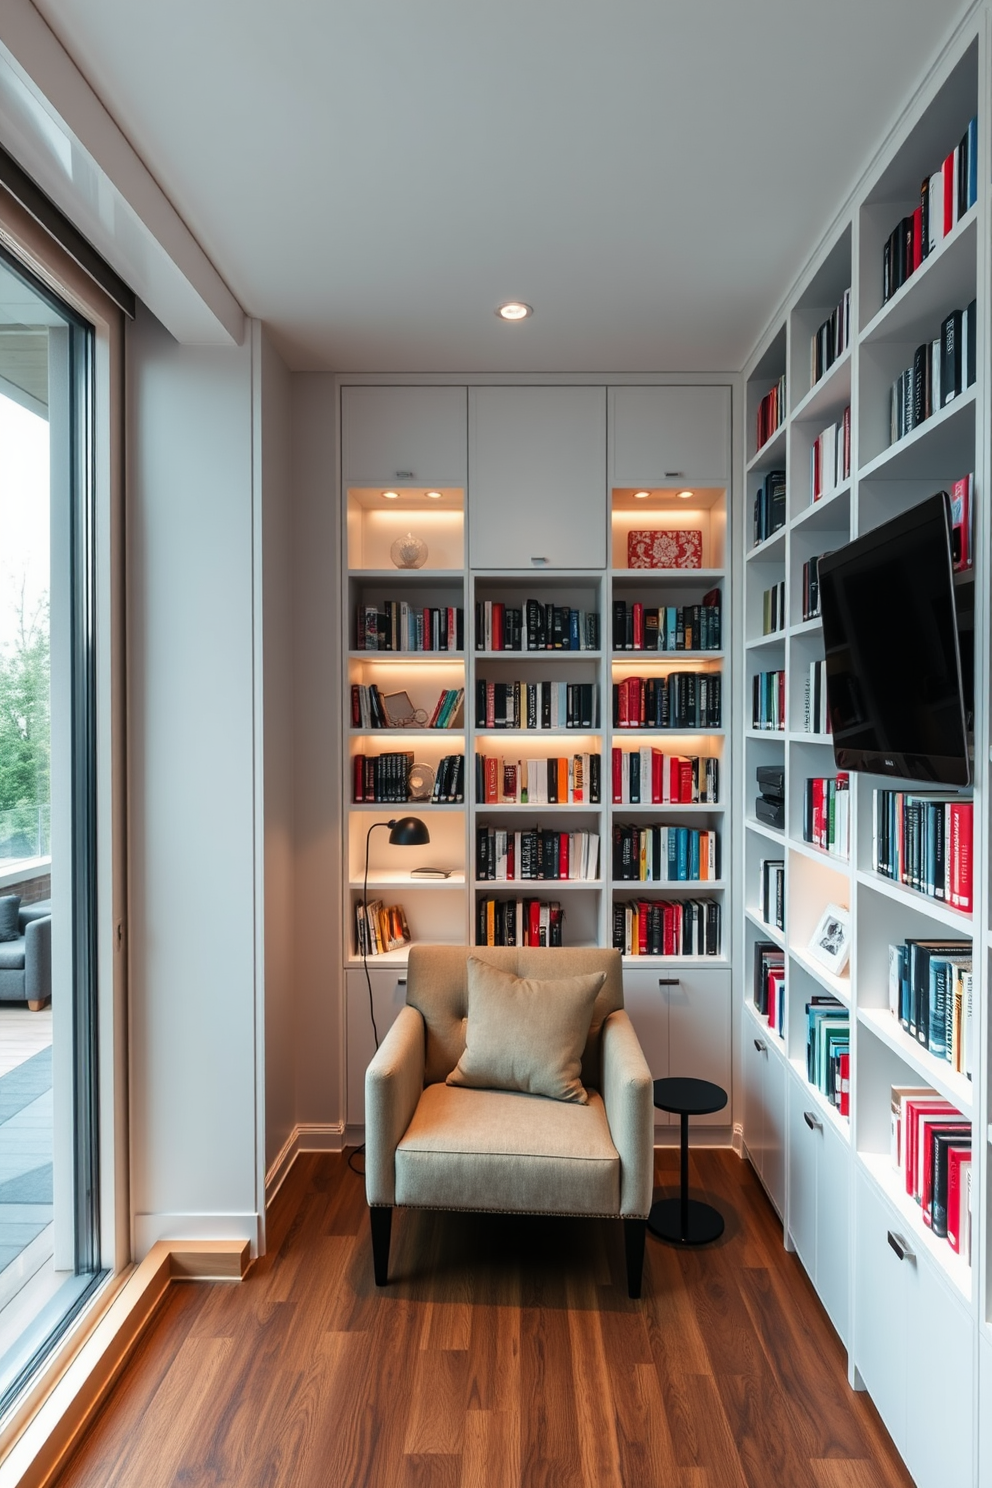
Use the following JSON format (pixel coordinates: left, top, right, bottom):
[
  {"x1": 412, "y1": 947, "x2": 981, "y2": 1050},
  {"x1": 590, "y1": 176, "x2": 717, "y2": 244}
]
[
  {"x1": 24, "y1": 915, "x2": 51, "y2": 1007},
  {"x1": 364, "y1": 1005, "x2": 426, "y2": 1206},
  {"x1": 601, "y1": 1009, "x2": 654, "y2": 1218}
]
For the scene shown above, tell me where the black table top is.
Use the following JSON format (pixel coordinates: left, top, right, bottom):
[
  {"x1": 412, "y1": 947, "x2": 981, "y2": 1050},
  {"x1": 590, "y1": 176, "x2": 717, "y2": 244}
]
[{"x1": 653, "y1": 1076, "x2": 728, "y2": 1116}]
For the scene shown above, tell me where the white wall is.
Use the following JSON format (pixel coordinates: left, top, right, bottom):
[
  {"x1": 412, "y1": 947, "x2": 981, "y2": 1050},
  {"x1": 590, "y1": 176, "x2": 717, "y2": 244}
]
[{"x1": 127, "y1": 302, "x2": 261, "y2": 1255}]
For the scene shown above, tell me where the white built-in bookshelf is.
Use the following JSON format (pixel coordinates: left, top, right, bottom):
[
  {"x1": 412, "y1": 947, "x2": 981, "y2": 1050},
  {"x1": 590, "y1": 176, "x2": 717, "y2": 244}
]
[{"x1": 740, "y1": 27, "x2": 988, "y2": 1488}]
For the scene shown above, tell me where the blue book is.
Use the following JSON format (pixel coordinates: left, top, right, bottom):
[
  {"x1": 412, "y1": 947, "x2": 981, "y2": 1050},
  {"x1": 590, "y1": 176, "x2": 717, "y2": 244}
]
[
  {"x1": 676, "y1": 829, "x2": 689, "y2": 880},
  {"x1": 568, "y1": 609, "x2": 579, "y2": 651},
  {"x1": 968, "y1": 116, "x2": 978, "y2": 209},
  {"x1": 689, "y1": 832, "x2": 700, "y2": 881},
  {"x1": 667, "y1": 832, "x2": 678, "y2": 881},
  {"x1": 665, "y1": 608, "x2": 677, "y2": 651}
]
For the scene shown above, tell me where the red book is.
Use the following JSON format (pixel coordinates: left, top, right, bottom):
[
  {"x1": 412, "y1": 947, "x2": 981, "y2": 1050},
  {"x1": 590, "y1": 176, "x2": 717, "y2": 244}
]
[
  {"x1": 618, "y1": 680, "x2": 630, "y2": 727},
  {"x1": 612, "y1": 748, "x2": 623, "y2": 804},
  {"x1": 949, "y1": 802, "x2": 973, "y2": 912},
  {"x1": 637, "y1": 901, "x2": 649, "y2": 956},
  {"x1": 942, "y1": 149, "x2": 956, "y2": 235},
  {"x1": 485, "y1": 756, "x2": 499, "y2": 804},
  {"x1": 777, "y1": 671, "x2": 786, "y2": 730},
  {"x1": 633, "y1": 603, "x2": 645, "y2": 649},
  {"x1": 839, "y1": 1053, "x2": 850, "y2": 1116},
  {"x1": 812, "y1": 437, "x2": 821, "y2": 501},
  {"x1": 911, "y1": 205, "x2": 923, "y2": 274},
  {"x1": 527, "y1": 899, "x2": 541, "y2": 947},
  {"x1": 811, "y1": 778, "x2": 824, "y2": 848},
  {"x1": 947, "y1": 1147, "x2": 970, "y2": 1252},
  {"x1": 447, "y1": 607, "x2": 456, "y2": 650},
  {"x1": 559, "y1": 833, "x2": 569, "y2": 880},
  {"x1": 353, "y1": 754, "x2": 366, "y2": 802},
  {"x1": 486, "y1": 681, "x2": 496, "y2": 728},
  {"x1": 351, "y1": 686, "x2": 361, "y2": 726},
  {"x1": 678, "y1": 759, "x2": 692, "y2": 803},
  {"x1": 506, "y1": 836, "x2": 515, "y2": 881},
  {"x1": 920, "y1": 1122, "x2": 969, "y2": 1226},
  {"x1": 652, "y1": 750, "x2": 663, "y2": 804},
  {"x1": 766, "y1": 969, "x2": 777, "y2": 1031},
  {"x1": 903, "y1": 1098, "x2": 955, "y2": 1198},
  {"x1": 493, "y1": 604, "x2": 504, "y2": 651},
  {"x1": 503, "y1": 763, "x2": 517, "y2": 801}
]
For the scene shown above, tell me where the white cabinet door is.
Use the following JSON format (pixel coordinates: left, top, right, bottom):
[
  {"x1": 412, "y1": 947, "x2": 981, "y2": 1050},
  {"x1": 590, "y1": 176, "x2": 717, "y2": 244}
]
[
  {"x1": 904, "y1": 1259, "x2": 975, "y2": 1488},
  {"x1": 979, "y1": 1333, "x2": 992, "y2": 1488},
  {"x1": 342, "y1": 386, "x2": 468, "y2": 487},
  {"x1": 762, "y1": 1047, "x2": 787, "y2": 1219},
  {"x1": 786, "y1": 1075, "x2": 818, "y2": 1275},
  {"x1": 667, "y1": 970, "x2": 731, "y2": 1126},
  {"x1": 742, "y1": 1017, "x2": 768, "y2": 1173},
  {"x1": 346, "y1": 968, "x2": 412, "y2": 1125},
  {"x1": 610, "y1": 386, "x2": 731, "y2": 486},
  {"x1": 854, "y1": 1168, "x2": 908, "y2": 1452},
  {"x1": 621, "y1": 970, "x2": 670, "y2": 1129},
  {"x1": 816, "y1": 1118, "x2": 851, "y2": 1348},
  {"x1": 468, "y1": 386, "x2": 607, "y2": 569}
]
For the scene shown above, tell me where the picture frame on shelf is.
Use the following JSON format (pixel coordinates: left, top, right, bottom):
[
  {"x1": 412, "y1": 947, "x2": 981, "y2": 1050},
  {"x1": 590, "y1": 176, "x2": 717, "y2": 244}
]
[{"x1": 806, "y1": 903, "x2": 850, "y2": 976}]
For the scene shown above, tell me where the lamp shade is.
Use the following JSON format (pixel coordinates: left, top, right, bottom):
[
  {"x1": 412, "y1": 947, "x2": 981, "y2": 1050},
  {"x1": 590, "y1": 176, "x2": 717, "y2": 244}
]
[{"x1": 387, "y1": 816, "x2": 430, "y2": 846}]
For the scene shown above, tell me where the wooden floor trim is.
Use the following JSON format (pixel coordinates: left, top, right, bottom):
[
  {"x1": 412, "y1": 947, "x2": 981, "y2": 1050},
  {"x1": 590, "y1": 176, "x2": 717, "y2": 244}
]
[{"x1": 0, "y1": 1240, "x2": 249, "y2": 1488}]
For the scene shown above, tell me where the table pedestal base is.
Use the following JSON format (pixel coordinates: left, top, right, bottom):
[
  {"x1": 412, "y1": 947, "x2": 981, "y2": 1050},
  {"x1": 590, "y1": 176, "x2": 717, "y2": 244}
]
[{"x1": 648, "y1": 1196, "x2": 724, "y2": 1246}]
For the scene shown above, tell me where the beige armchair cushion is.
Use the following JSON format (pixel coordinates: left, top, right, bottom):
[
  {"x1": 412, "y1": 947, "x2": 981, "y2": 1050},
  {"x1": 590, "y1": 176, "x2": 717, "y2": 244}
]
[
  {"x1": 395, "y1": 1083, "x2": 620, "y2": 1215},
  {"x1": 446, "y1": 958, "x2": 606, "y2": 1103}
]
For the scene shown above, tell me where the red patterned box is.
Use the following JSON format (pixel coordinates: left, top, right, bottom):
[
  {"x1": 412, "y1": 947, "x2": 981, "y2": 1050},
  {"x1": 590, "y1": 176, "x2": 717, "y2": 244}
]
[{"x1": 627, "y1": 529, "x2": 703, "y2": 569}]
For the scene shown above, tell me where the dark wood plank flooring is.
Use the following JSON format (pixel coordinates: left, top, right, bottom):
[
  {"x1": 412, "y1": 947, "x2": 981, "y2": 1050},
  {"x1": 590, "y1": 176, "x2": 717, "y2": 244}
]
[{"x1": 53, "y1": 1149, "x2": 914, "y2": 1488}]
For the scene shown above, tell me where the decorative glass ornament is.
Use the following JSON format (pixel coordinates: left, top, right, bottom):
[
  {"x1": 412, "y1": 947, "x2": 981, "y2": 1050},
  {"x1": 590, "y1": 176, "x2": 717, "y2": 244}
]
[{"x1": 390, "y1": 532, "x2": 428, "y2": 569}]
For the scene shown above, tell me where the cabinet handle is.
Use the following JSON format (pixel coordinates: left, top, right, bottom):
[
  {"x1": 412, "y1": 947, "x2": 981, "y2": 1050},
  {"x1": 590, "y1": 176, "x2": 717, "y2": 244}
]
[
  {"x1": 753, "y1": 1038, "x2": 766, "y2": 1053},
  {"x1": 395, "y1": 470, "x2": 414, "y2": 479},
  {"x1": 396, "y1": 978, "x2": 407, "y2": 987},
  {"x1": 658, "y1": 977, "x2": 680, "y2": 987},
  {"x1": 803, "y1": 1111, "x2": 822, "y2": 1132},
  {"x1": 530, "y1": 556, "x2": 550, "y2": 566},
  {"x1": 887, "y1": 1230, "x2": 915, "y2": 1263},
  {"x1": 664, "y1": 470, "x2": 685, "y2": 478}
]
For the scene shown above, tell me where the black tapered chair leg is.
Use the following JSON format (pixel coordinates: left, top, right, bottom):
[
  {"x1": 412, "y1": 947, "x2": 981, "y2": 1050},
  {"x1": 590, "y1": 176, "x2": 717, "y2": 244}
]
[
  {"x1": 370, "y1": 1206, "x2": 392, "y2": 1286},
  {"x1": 624, "y1": 1217, "x2": 647, "y2": 1299}
]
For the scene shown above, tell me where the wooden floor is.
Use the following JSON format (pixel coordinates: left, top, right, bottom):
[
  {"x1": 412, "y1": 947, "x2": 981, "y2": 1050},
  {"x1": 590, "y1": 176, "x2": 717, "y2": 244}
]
[{"x1": 54, "y1": 1149, "x2": 913, "y2": 1488}]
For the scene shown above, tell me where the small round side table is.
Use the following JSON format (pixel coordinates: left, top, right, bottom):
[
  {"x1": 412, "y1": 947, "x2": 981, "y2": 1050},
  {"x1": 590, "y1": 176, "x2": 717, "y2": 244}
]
[{"x1": 649, "y1": 1076, "x2": 728, "y2": 1246}]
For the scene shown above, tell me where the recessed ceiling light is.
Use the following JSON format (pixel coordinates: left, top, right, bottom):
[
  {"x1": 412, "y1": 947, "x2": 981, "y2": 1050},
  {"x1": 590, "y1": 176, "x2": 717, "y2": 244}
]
[
  {"x1": 382, "y1": 490, "x2": 399, "y2": 500},
  {"x1": 633, "y1": 490, "x2": 651, "y2": 500},
  {"x1": 496, "y1": 301, "x2": 533, "y2": 321},
  {"x1": 426, "y1": 490, "x2": 442, "y2": 500},
  {"x1": 677, "y1": 489, "x2": 694, "y2": 500}
]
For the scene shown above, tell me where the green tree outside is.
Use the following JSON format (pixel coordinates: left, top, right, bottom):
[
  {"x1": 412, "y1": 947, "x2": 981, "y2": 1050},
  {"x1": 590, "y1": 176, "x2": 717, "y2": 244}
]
[{"x1": 0, "y1": 581, "x2": 50, "y2": 859}]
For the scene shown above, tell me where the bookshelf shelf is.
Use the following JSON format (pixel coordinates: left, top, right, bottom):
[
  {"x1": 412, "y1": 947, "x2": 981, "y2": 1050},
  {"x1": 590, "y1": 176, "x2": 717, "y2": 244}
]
[
  {"x1": 788, "y1": 837, "x2": 849, "y2": 871},
  {"x1": 473, "y1": 802, "x2": 603, "y2": 814},
  {"x1": 609, "y1": 567, "x2": 725, "y2": 586},
  {"x1": 791, "y1": 348, "x2": 852, "y2": 427},
  {"x1": 857, "y1": 385, "x2": 976, "y2": 483},
  {"x1": 856, "y1": 869, "x2": 973, "y2": 931},
  {"x1": 858, "y1": 1152, "x2": 971, "y2": 1303},
  {"x1": 611, "y1": 879, "x2": 725, "y2": 892},
  {"x1": 347, "y1": 650, "x2": 465, "y2": 663},
  {"x1": 474, "y1": 880, "x2": 603, "y2": 892},
  {"x1": 787, "y1": 618, "x2": 822, "y2": 638},
  {"x1": 786, "y1": 732, "x2": 834, "y2": 746},
  {"x1": 746, "y1": 529, "x2": 786, "y2": 564},
  {"x1": 789, "y1": 483, "x2": 851, "y2": 535},
  {"x1": 621, "y1": 954, "x2": 730, "y2": 969},
  {"x1": 350, "y1": 801, "x2": 465, "y2": 813},
  {"x1": 746, "y1": 423, "x2": 787, "y2": 475},
  {"x1": 857, "y1": 1006, "x2": 973, "y2": 1115},
  {"x1": 789, "y1": 1057, "x2": 850, "y2": 1141},
  {"x1": 617, "y1": 802, "x2": 726, "y2": 816},
  {"x1": 745, "y1": 633, "x2": 785, "y2": 652},
  {"x1": 349, "y1": 728, "x2": 465, "y2": 738},
  {"x1": 350, "y1": 872, "x2": 467, "y2": 889},
  {"x1": 859, "y1": 207, "x2": 976, "y2": 349},
  {"x1": 610, "y1": 650, "x2": 723, "y2": 662},
  {"x1": 475, "y1": 650, "x2": 601, "y2": 662},
  {"x1": 745, "y1": 907, "x2": 784, "y2": 947},
  {"x1": 788, "y1": 945, "x2": 851, "y2": 1006},
  {"x1": 745, "y1": 818, "x2": 785, "y2": 847}
]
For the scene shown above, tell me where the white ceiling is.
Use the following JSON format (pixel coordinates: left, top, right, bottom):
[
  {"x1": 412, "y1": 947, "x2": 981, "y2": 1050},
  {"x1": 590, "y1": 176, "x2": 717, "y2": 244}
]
[{"x1": 30, "y1": 0, "x2": 974, "y2": 372}]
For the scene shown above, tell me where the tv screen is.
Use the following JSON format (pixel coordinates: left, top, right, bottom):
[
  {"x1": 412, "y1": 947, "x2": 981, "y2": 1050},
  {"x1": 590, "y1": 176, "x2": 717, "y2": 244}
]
[{"x1": 818, "y1": 492, "x2": 971, "y2": 785}]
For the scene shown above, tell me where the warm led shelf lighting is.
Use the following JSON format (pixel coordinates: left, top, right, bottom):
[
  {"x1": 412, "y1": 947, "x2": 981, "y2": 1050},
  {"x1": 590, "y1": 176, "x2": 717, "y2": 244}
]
[
  {"x1": 633, "y1": 490, "x2": 650, "y2": 500},
  {"x1": 677, "y1": 489, "x2": 694, "y2": 500},
  {"x1": 426, "y1": 490, "x2": 443, "y2": 499},
  {"x1": 496, "y1": 301, "x2": 533, "y2": 321},
  {"x1": 382, "y1": 490, "x2": 399, "y2": 500}
]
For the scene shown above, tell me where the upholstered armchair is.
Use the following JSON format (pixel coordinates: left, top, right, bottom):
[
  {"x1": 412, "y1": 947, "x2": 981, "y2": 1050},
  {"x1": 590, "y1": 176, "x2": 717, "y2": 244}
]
[{"x1": 364, "y1": 944, "x2": 654, "y2": 1298}]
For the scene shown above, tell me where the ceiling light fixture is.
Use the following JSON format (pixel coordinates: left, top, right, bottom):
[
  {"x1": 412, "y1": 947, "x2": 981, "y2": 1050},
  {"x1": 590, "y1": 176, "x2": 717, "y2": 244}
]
[
  {"x1": 633, "y1": 490, "x2": 651, "y2": 500},
  {"x1": 426, "y1": 490, "x2": 442, "y2": 500},
  {"x1": 496, "y1": 301, "x2": 533, "y2": 321},
  {"x1": 382, "y1": 490, "x2": 399, "y2": 500},
  {"x1": 677, "y1": 489, "x2": 694, "y2": 500}
]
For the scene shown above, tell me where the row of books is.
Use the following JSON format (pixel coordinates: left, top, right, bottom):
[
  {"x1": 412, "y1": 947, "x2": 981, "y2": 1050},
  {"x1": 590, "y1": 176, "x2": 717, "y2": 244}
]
[
  {"x1": 753, "y1": 942, "x2": 784, "y2": 1037},
  {"x1": 474, "y1": 680, "x2": 600, "y2": 731},
  {"x1": 355, "y1": 900, "x2": 411, "y2": 956},
  {"x1": 804, "y1": 660, "x2": 830, "y2": 735},
  {"x1": 756, "y1": 374, "x2": 787, "y2": 452},
  {"x1": 350, "y1": 685, "x2": 464, "y2": 731},
  {"x1": 801, "y1": 554, "x2": 828, "y2": 621},
  {"x1": 762, "y1": 580, "x2": 785, "y2": 635},
  {"x1": 882, "y1": 117, "x2": 978, "y2": 304},
  {"x1": 752, "y1": 670, "x2": 785, "y2": 731},
  {"x1": 890, "y1": 1087, "x2": 970, "y2": 1255},
  {"x1": 475, "y1": 601, "x2": 600, "y2": 652},
  {"x1": 476, "y1": 827, "x2": 600, "y2": 883},
  {"x1": 752, "y1": 469, "x2": 786, "y2": 546},
  {"x1": 759, "y1": 858, "x2": 784, "y2": 930},
  {"x1": 477, "y1": 898, "x2": 564, "y2": 947},
  {"x1": 872, "y1": 790, "x2": 973, "y2": 912},
  {"x1": 810, "y1": 407, "x2": 850, "y2": 501},
  {"x1": 611, "y1": 749, "x2": 719, "y2": 805},
  {"x1": 802, "y1": 775, "x2": 849, "y2": 859},
  {"x1": 613, "y1": 673, "x2": 722, "y2": 730},
  {"x1": 475, "y1": 753, "x2": 600, "y2": 805},
  {"x1": 612, "y1": 897, "x2": 721, "y2": 957},
  {"x1": 352, "y1": 752, "x2": 466, "y2": 803},
  {"x1": 611, "y1": 596, "x2": 721, "y2": 652},
  {"x1": 612, "y1": 824, "x2": 719, "y2": 883},
  {"x1": 810, "y1": 288, "x2": 851, "y2": 386},
  {"x1": 806, "y1": 997, "x2": 849, "y2": 1116},
  {"x1": 888, "y1": 301, "x2": 976, "y2": 446},
  {"x1": 888, "y1": 937, "x2": 972, "y2": 1075},
  {"x1": 356, "y1": 603, "x2": 463, "y2": 652}
]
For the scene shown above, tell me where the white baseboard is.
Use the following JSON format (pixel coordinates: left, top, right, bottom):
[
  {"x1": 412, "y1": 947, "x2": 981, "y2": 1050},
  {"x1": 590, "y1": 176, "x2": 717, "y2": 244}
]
[
  {"x1": 264, "y1": 1123, "x2": 346, "y2": 1208},
  {"x1": 132, "y1": 1213, "x2": 261, "y2": 1261}
]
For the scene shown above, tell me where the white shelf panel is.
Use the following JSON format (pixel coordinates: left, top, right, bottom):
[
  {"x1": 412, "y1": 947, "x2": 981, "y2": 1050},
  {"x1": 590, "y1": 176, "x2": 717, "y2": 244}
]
[
  {"x1": 350, "y1": 872, "x2": 466, "y2": 889},
  {"x1": 612, "y1": 728, "x2": 725, "y2": 738},
  {"x1": 473, "y1": 729, "x2": 601, "y2": 739},
  {"x1": 745, "y1": 633, "x2": 786, "y2": 651},
  {"x1": 858, "y1": 1151, "x2": 971, "y2": 1304},
  {"x1": 348, "y1": 569, "x2": 465, "y2": 581},
  {"x1": 787, "y1": 618, "x2": 822, "y2": 638},
  {"x1": 745, "y1": 729, "x2": 785, "y2": 741},
  {"x1": 744, "y1": 817, "x2": 785, "y2": 847},
  {"x1": 621, "y1": 954, "x2": 729, "y2": 969},
  {"x1": 475, "y1": 802, "x2": 604, "y2": 813},
  {"x1": 788, "y1": 945, "x2": 851, "y2": 1006},
  {"x1": 746, "y1": 423, "x2": 787, "y2": 473},
  {"x1": 348, "y1": 650, "x2": 465, "y2": 662},
  {"x1": 474, "y1": 880, "x2": 603, "y2": 891},
  {"x1": 786, "y1": 732, "x2": 834, "y2": 746},
  {"x1": 611, "y1": 879, "x2": 725, "y2": 891},
  {"x1": 746, "y1": 529, "x2": 786, "y2": 564},
  {"x1": 859, "y1": 208, "x2": 977, "y2": 349},
  {"x1": 349, "y1": 728, "x2": 465, "y2": 738},
  {"x1": 856, "y1": 869, "x2": 974, "y2": 931},
  {"x1": 788, "y1": 837, "x2": 850, "y2": 872},
  {"x1": 791, "y1": 348, "x2": 852, "y2": 425},
  {"x1": 743, "y1": 998, "x2": 787, "y2": 1059},
  {"x1": 613, "y1": 802, "x2": 725, "y2": 815},
  {"x1": 610, "y1": 568, "x2": 725, "y2": 585},
  {"x1": 857, "y1": 1006, "x2": 973, "y2": 1116},
  {"x1": 789, "y1": 483, "x2": 851, "y2": 535},
  {"x1": 610, "y1": 650, "x2": 724, "y2": 662},
  {"x1": 350, "y1": 801, "x2": 464, "y2": 813},
  {"x1": 857, "y1": 386, "x2": 976, "y2": 483},
  {"x1": 475, "y1": 650, "x2": 602, "y2": 662},
  {"x1": 788, "y1": 1056, "x2": 850, "y2": 1142},
  {"x1": 745, "y1": 908, "x2": 785, "y2": 947}
]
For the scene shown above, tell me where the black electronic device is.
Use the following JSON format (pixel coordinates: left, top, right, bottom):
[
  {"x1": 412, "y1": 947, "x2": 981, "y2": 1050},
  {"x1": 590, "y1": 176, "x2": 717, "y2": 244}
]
[
  {"x1": 818, "y1": 492, "x2": 971, "y2": 785},
  {"x1": 755, "y1": 795, "x2": 785, "y2": 830},
  {"x1": 756, "y1": 766, "x2": 785, "y2": 799}
]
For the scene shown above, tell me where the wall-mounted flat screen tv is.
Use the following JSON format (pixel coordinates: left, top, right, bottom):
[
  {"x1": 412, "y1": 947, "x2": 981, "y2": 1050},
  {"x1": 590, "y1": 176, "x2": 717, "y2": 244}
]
[{"x1": 818, "y1": 492, "x2": 971, "y2": 786}]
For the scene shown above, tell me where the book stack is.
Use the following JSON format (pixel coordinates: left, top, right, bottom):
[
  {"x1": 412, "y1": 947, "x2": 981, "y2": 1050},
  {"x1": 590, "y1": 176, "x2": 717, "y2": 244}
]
[
  {"x1": 612, "y1": 824, "x2": 718, "y2": 883},
  {"x1": 477, "y1": 898, "x2": 564, "y2": 947},
  {"x1": 887, "y1": 938, "x2": 972, "y2": 1075},
  {"x1": 754, "y1": 941, "x2": 784, "y2": 1036},
  {"x1": 353, "y1": 751, "x2": 413, "y2": 803},
  {"x1": 752, "y1": 470, "x2": 786, "y2": 546},
  {"x1": 810, "y1": 289, "x2": 851, "y2": 384},
  {"x1": 804, "y1": 660, "x2": 830, "y2": 734},
  {"x1": 801, "y1": 554, "x2": 829, "y2": 620},
  {"x1": 355, "y1": 900, "x2": 411, "y2": 957},
  {"x1": 474, "y1": 753, "x2": 600, "y2": 805},
  {"x1": 752, "y1": 670, "x2": 785, "y2": 731},
  {"x1": 611, "y1": 749, "x2": 719, "y2": 805},
  {"x1": 882, "y1": 116, "x2": 979, "y2": 303},
  {"x1": 755, "y1": 765, "x2": 784, "y2": 830},
  {"x1": 755, "y1": 376, "x2": 787, "y2": 451},
  {"x1": 802, "y1": 775, "x2": 849, "y2": 858},
  {"x1": 890, "y1": 1087, "x2": 971, "y2": 1256},
  {"x1": 888, "y1": 301, "x2": 977, "y2": 446},
  {"x1": 872, "y1": 790, "x2": 973, "y2": 912},
  {"x1": 475, "y1": 601, "x2": 600, "y2": 652},
  {"x1": 810, "y1": 407, "x2": 851, "y2": 501},
  {"x1": 806, "y1": 998, "x2": 849, "y2": 1115},
  {"x1": 949, "y1": 475, "x2": 974, "y2": 572},
  {"x1": 759, "y1": 859, "x2": 784, "y2": 929},
  {"x1": 612, "y1": 898, "x2": 721, "y2": 957},
  {"x1": 612, "y1": 673, "x2": 721, "y2": 729},
  {"x1": 357, "y1": 603, "x2": 463, "y2": 652},
  {"x1": 425, "y1": 690, "x2": 465, "y2": 728},
  {"x1": 611, "y1": 594, "x2": 721, "y2": 651},
  {"x1": 430, "y1": 755, "x2": 465, "y2": 802},
  {"x1": 476, "y1": 827, "x2": 600, "y2": 882},
  {"x1": 762, "y1": 581, "x2": 785, "y2": 635},
  {"x1": 475, "y1": 679, "x2": 600, "y2": 730}
]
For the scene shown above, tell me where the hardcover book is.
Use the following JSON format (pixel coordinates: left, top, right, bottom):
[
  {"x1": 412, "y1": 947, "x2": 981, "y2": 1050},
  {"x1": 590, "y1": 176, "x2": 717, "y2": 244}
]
[{"x1": 627, "y1": 529, "x2": 702, "y2": 569}]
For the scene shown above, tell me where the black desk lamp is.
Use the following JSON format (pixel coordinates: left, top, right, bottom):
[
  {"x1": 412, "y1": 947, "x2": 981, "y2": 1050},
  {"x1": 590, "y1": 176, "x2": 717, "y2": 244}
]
[{"x1": 362, "y1": 816, "x2": 430, "y2": 1048}]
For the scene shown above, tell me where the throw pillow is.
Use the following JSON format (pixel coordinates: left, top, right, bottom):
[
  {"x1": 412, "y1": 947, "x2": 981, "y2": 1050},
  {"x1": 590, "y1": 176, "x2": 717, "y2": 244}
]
[
  {"x1": 446, "y1": 957, "x2": 606, "y2": 1104},
  {"x1": 0, "y1": 896, "x2": 21, "y2": 942}
]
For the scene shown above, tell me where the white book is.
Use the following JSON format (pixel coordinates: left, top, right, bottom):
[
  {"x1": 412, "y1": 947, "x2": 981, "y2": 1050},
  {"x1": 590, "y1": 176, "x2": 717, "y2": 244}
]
[
  {"x1": 639, "y1": 746, "x2": 653, "y2": 803},
  {"x1": 589, "y1": 834, "x2": 600, "y2": 881},
  {"x1": 928, "y1": 170, "x2": 943, "y2": 252},
  {"x1": 484, "y1": 599, "x2": 492, "y2": 652},
  {"x1": 494, "y1": 830, "x2": 507, "y2": 881}
]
